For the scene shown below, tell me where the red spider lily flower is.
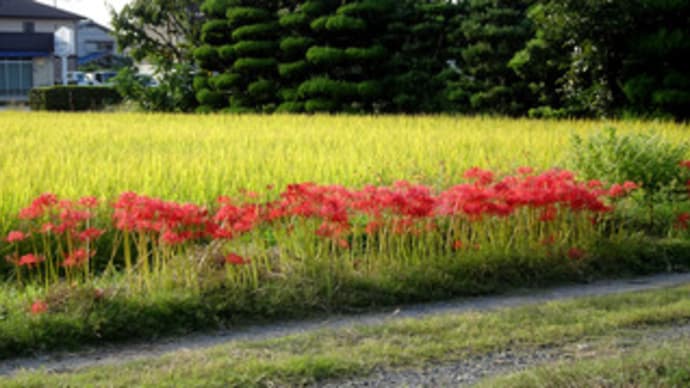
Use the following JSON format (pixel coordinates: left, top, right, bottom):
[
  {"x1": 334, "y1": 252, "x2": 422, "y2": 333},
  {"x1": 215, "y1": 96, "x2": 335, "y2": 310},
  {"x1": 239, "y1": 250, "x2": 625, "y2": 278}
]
[
  {"x1": 679, "y1": 160, "x2": 690, "y2": 169},
  {"x1": 78, "y1": 196, "x2": 99, "y2": 208},
  {"x1": 63, "y1": 249, "x2": 90, "y2": 267},
  {"x1": 622, "y1": 181, "x2": 639, "y2": 191},
  {"x1": 31, "y1": 300, "x2": 48, "y2": 315},
  {"x1": 540, "y1": 235, "x2": 556, "y2": 246},
  {"x1": 453, "y1": 240, "x2": 463, "y2": 250},
  {"x1": 18, "y1": 254, "x2": 45, "y2": 266},
  {"x1": 608, "y1": 184, "x2": 625, "y2": 198},
  {"x1": 516, "y1": 166, "x2": 533, "y2": 175},
  {"x1": 6, "y1": 230, "x2": 28, "y2": 243},
  {"x1": 337, "y1": 239, "x2": 350, "y2": 249},
  {"x1": 464, "y1": 167, "x2": 494, "y2": 186},
  {"x1": 40, "y1": 223, "x2": 55, "y2": 234},
  {"x1": 77, "y1": 228, "x2": 104, "y2": 242},
  {"x1": 676, "y1": 212, "x2": 690, "y2": 230},
  {"x1": 539, "y1": 206, "x2": 558, "y2": 222},
  {"x1": 567, "y1": 247, "x2": 585, "y2": 260},
  {"x1": 225, "y1": 253, "x2": 249, "y2": 266}
]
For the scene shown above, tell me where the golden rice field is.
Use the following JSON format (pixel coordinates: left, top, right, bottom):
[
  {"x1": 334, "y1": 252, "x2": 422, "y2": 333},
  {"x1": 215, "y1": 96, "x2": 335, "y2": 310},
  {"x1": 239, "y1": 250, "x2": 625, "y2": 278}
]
[{"x1": 1, "y1": 112, "x2": 688, "y2": 233}]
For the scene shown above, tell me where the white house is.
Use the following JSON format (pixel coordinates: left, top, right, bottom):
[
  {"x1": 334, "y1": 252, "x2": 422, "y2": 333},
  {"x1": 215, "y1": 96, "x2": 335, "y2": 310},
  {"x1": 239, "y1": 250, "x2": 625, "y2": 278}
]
[
  {"x1": 0, "y1": 0, "x2": 82, "y2": 102},
  {"x1": 77, "y1": 19, "x2": 117, "y2": 67}
]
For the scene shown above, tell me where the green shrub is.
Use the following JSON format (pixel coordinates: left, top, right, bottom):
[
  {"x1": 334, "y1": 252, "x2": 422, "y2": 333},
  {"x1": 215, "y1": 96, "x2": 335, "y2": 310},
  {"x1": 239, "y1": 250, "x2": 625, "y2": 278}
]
[
  {"x1": 231, "y1": 22, "x2": 278, "y2": 41},
  {"x1": 233, "y1": 57, "x2": 277, "y2": 74},
  {"x1": 200, "y1": 0, "x2": 233, "y2": 18},
  {"x1": 247, "y1": 79, "x2": 275, "y2": 100},
  {"x1": 300, "y1": 0, "x2": 330, "y2": 16},
  {"x1": 279, "y1": 13, "x2": 309, "y2": 29},
  {"x1": 279, "y1": 60, "x2": 309, "y2": 79},
  {"x1": 276, "y1": 101, "x2": 304, "y2": 112},
  {"x1": 232, "y1": 40, "x2": 277, "y2": 57},
  {"x1": 193, "y1": 75, "x2": 210, "y2": 91},
  {"x1": 226, "y1": 7, "x2": 272, "y2": 27},
  {"x1": 280, "y1": 36, "x2": 314, "y2": 58},
  {"x1": 195, "y1": 88, "x2": 225, "y2": 108},
  {"x1": 194, "y1": 45, "x2": 221, "y2": 70},
  {"x1": 306, "y1": 46, "x2": 347, "y2": 66},
  {"x1": 324, "y1": 15, "x2": 366, "y2": 32},
  {"x1": 568, "y1": 127, "x2": 690, "y2": 228},
  {"x1": 568, "y1": 127, "x2": 689, "y2": 196},
  {"x1": 297, "y1": 77, "x2": 357, "y2": 99},
  {"x1": 337, "y1": 1, "x2": 393, "y2": 17},
  {"x1": 345, "y1": 45, "x2": 387, "y2": 62},
  {"x1": 305, "y1": 98, "x2": 338, "y2": 112},
  {"x1": 210, "y1": 73, "x2": 242, "y2": 90},
  {"x1": 357, "y1": 80, "x2": 384, "y2": 99},
  {"x1": 29, "y1": 86, "x2": 122, "y2": 111},
  {"x1": 217, "y1": 45, "x2": 236, "y2": 63},
  {"x1": 201, "y1": 19, "x2": 232, "y2": 45},
  {"x1": 309, "y1": 16, "x2": 329, "y2": 31}
]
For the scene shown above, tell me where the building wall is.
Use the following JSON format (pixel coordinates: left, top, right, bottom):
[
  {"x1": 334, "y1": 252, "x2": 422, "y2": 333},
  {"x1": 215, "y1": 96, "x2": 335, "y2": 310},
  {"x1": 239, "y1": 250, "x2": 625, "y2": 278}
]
[
  {"x1": 77, "y1": 22, "x2": 116, "y2": 57},
  {"x1": 33, "y1": 56, "x2": 53, "y2": 87},
  {"x1": 0, "y1": 18, "x2": 76, "y2": 35}
]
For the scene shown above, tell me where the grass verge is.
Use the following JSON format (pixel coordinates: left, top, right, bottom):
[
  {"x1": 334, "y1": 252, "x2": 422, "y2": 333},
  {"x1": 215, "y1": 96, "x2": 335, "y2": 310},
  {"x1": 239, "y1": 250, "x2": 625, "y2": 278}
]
[
  {"x1": 479, "y1": 340, "x2": 690, "y2": 387},
  {"x1": 1, "y1": 237, "x2": 689, "y2": 360},
  {"x1": 3, "y1": 283, "x2": 690, "y2": 387}
]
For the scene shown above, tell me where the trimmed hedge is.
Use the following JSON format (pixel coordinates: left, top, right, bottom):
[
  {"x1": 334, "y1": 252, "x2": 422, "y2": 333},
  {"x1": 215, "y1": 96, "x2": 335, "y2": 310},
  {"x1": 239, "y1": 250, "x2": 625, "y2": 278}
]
[{"x1": 29, "y1": 86, "x2": 122, "y2": 111}]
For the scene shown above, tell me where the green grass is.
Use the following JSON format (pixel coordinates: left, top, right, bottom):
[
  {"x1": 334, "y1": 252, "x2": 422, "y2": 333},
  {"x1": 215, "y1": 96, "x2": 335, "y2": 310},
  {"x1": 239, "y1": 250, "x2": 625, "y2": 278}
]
[
  {"x1": 3, "y1": 283, "x2": 690, "y2": 387},
  {"x1": 479, "y1": 340, "x2": 690, "y2": 387}
]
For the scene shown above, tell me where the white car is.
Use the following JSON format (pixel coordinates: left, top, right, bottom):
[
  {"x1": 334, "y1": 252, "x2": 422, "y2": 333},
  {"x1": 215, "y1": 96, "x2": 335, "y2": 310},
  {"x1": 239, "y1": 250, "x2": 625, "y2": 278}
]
[
  {"x1": 66, "y1": 71, "x2": 93, "y2": 86},
  {"x1": 86, "y1": 71, "x2": 118, "y2": 86}
]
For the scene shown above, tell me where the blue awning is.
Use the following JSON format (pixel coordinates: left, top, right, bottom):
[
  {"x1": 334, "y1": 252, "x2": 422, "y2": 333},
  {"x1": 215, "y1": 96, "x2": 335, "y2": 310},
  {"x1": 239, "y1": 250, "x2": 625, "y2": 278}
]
[{"x1": 0, "y1": 51, "x2": 51, "y2": 58}]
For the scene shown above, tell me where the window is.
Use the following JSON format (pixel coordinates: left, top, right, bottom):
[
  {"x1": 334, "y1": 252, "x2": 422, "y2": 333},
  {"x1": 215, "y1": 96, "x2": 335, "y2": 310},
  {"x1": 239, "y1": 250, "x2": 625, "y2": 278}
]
[
  {"x1": 23, "y1": 22, "x2": 35, "y2": 33},
  {"x1": 0, "y1": 59, "x2": 33, "y2": 100}
]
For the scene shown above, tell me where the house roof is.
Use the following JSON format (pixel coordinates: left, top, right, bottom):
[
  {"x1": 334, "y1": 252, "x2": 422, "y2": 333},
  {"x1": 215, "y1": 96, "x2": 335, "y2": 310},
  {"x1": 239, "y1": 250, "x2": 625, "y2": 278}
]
[{"x1": 0, "y1": 0, "x2": 84, "y2": 20}]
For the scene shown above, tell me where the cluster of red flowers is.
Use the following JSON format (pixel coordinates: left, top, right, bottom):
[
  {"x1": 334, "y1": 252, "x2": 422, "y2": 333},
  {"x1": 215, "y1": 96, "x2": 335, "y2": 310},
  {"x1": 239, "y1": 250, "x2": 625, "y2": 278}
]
[
  {"x1": 4, "y1": 167, "x2": 643, "y2": 272},
  {"x1": 113, "y1": 192, "x2": 214, "y2": 246},
  {"x1": 6, "y1": 193, "x2": 103, "y2": 269}
]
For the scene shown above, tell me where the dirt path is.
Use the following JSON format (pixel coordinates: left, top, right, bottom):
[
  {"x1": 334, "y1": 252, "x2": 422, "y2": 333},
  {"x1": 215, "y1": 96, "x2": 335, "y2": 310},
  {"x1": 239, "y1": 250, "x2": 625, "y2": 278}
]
[
  {"x1": 2, "y1": 272, "x2": 689, "y2": 377},
  {"x1": 320, "y1": 324, "x2": 690, "y2": 387}
]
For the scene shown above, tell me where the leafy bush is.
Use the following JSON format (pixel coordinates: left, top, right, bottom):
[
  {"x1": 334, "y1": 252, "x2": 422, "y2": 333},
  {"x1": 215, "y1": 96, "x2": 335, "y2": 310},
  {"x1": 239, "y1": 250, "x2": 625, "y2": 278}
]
[
  {"x1": 324, "y1": 15, "x2": 366, "y2": 32},
  {"x1": 232, "y1": 57, "x2": 277, "y2": 74},
  {"x1": 200, "y1": 0, "x2": 233, "y2": 18},
  {"x1": 298, "y1": 77, "x2": 357, "y2": 100},
  {"x1": 276, "y1": 101, "x2": 304, "y2": 113},
  {"x1": 232, "y1": 40, "x2": 277, "y2": 57},
  {"x1": 306, "y1": 46, "x2": 347, "y2": 67},
  {"x1": 29, "y1": 86, "x2": 122, "y2": 111},
  {"x1": 345, "y1": 45, "x2": 387, "y2": 62},
  {"x1": 280, "y1": 37, "x2": 314, "y2": 57},
  {"x1": 231, "y1": 22, "x2": 278, "y2": 41},
  {"x1": 201, "y1": 19, "x2": 231, "y2": 45},
  {"x1": 210, "y1": 73, "x2": 242, "y2": 90},
  {"x1": 279, "y1": 60, "x2": 309, "y2": 79},
  {"x1": 568, "y1": 128, "x2": 688, "y2": 196},
  {"x1": 226, "y1": 7, "x2": 271, "y2": 27},
  {"x1": 279, "y1": 13, "x2": 309, "y2": 29},
  {"x1": 194, "y1": 45, "x2": 221, "y2": 71},
  {"x1": 568, "y1": 127, "x2": 690, "y2": 228},
  {"x1": 217, "y1": 45, "x2": 236, "y2": 63}
]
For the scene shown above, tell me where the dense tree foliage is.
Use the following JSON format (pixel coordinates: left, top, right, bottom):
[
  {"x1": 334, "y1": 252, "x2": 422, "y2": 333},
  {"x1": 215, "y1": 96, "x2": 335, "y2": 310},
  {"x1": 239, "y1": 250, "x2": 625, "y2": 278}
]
[
  {"x1": 111, "y1": 0, "x2": 203, "y2": 112},
  {"x1": 116, "y1": 0, "x2": 689, "y2": 118}
]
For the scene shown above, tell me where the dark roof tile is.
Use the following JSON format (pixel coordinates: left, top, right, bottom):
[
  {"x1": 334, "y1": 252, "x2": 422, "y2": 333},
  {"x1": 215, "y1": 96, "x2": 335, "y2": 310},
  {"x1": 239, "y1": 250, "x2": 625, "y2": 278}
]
[{"x1": 0, "y1": 0, "x2": 84, "y2": 20}]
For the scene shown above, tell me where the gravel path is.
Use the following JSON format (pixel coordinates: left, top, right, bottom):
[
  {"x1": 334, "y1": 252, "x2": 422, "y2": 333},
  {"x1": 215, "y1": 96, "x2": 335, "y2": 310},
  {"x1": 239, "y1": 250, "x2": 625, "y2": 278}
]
[
  {"x1": 1, "y1": 272, "x2": 689, "y2": 377},
  {"x1": 320, "y1": 324, "x2": 690, "y2": 387}
]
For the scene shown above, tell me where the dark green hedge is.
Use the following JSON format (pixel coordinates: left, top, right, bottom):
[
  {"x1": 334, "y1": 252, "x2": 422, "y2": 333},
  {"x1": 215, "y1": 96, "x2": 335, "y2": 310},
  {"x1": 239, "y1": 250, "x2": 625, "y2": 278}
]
[{"x1": 29, "y1": 86, "x2": 122, "y2": 111}]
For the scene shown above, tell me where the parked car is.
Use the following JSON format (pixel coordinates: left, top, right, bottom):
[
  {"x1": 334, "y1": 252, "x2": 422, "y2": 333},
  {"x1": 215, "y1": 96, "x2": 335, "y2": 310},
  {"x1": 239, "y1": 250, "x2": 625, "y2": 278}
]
[
  {"x1": 86, "y1": 71, "x2": 118, "y2": 86},
  {"x1": 66, "y1": 71, "x2": 93, "y2": 86}
]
